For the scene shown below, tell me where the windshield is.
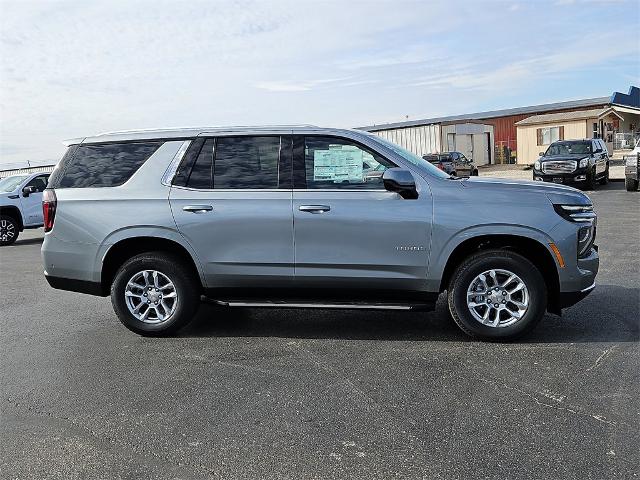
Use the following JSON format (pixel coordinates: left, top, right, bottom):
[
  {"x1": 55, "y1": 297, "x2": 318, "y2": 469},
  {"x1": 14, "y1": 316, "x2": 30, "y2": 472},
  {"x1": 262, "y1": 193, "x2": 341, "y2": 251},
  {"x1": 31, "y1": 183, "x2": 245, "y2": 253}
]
[
  {"x1": 546, "y1": 142, "x2": 592, "y2": 156},
  {"x1": 368, "y1": 135, "x2": 451, "y2": 179},
  {"x1": 0, "y1": 174, "x2": 29, "y2": 192}
]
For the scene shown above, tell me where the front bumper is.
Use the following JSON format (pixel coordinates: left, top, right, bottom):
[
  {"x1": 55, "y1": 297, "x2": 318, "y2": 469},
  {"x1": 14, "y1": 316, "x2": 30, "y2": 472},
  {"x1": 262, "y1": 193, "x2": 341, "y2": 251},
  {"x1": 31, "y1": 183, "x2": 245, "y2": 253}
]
[
  {"x1": 558, "y1": 282, "x2": 596, "y2": 309},
  {"x1": 533, "y1": 169, "x2": 588, "y2": 185}
]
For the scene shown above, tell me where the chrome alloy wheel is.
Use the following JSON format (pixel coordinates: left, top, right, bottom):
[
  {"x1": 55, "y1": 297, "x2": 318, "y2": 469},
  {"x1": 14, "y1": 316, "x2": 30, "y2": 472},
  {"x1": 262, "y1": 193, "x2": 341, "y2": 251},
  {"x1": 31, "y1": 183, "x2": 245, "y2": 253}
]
[
  {"x1": 466, "y1": 269, "x2": 530, "y2": 328},
  {"x1": 124, "y1": 270, "x2": 178, "y2": 324},
  {"x1": 0, "y1": 219, "x2": 16, "y2": 243}
]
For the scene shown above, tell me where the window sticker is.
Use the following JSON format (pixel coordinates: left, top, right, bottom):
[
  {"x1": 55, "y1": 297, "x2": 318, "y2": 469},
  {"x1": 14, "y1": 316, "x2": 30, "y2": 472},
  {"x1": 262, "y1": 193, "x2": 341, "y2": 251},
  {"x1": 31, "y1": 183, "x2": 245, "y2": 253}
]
[{"x1": 313, "y1": 148, "x2": 364, "y2": 182}]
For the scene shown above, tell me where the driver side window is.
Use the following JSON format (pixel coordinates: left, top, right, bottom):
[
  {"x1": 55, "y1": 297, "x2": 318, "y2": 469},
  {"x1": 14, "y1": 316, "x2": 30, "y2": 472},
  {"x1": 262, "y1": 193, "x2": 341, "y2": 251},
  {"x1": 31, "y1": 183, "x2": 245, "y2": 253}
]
[
  {"x1": 301, "y1": 136, "x2": 396, "y2": 189},
  {"x1": 25, "y1": 175, "x2": 49, "y2": 192}
]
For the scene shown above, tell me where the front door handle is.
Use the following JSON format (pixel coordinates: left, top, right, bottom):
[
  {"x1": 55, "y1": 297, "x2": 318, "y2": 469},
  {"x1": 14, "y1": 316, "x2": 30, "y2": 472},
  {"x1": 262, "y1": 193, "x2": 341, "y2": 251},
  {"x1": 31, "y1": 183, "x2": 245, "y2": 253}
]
[
  {"x1": 183, "y1": 205, "x2": 213, "y2": 213},
  {"x1": 299, "y1": 205, "x2": 331, "y2": 214}
]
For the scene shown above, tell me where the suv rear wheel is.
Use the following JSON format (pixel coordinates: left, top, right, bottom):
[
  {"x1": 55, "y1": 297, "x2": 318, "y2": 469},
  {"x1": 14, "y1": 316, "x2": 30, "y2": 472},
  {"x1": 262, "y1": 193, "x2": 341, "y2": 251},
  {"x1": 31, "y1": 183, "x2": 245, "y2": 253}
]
[
  {"x1": 0, "y1": 215, "x2": 19, "y2": 246},
  {"x1": 111, "y1": 252, "x2": 200, "y2": 336},
  {"x1": 447, "y1": 250, "x2": 547, "y2": 340}
]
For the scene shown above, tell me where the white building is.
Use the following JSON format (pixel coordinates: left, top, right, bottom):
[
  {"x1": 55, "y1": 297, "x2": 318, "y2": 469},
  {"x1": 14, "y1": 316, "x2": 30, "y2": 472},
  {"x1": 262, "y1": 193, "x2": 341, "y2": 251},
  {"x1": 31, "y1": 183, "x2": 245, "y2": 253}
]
[{"x1": 358, "y1": 119, "x2": 495, "y2": 166}]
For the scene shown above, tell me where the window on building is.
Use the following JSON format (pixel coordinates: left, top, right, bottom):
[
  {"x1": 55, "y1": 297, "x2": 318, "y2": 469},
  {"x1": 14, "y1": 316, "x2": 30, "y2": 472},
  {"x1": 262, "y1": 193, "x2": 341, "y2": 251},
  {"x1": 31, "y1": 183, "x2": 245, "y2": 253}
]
[
  {"x1": 536, "y1": 126, "x2": 564, "y2": 146},
  {"x1": 593, "y1": 122, "x2": 600, "y2": 139}
]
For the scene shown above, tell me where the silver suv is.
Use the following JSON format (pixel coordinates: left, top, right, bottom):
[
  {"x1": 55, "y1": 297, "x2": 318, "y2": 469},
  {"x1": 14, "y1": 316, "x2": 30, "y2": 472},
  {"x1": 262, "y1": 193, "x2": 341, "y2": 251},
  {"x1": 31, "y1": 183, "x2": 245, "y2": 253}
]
[{"x1": 42, "y1": 126, "x2": 599, "y2": 340}]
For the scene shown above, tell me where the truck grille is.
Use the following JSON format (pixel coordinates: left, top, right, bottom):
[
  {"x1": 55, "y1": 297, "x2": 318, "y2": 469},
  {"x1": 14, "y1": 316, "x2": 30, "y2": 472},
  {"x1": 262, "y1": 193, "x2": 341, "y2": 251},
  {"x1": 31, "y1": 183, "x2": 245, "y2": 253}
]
[{"x1": 542, "y1": 161, "x2": 577, "y2": 174}]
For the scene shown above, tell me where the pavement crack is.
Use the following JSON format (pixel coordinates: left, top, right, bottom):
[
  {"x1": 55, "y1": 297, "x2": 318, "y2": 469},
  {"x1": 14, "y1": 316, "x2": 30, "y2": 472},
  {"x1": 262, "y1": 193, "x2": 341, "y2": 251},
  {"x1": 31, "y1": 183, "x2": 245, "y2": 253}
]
[
  {"x1": 586, "y1": 344, "x2": 618, "y2": 372},
  {"x1": 478, "y1": 377, "x2": 623, "y2": 427}
]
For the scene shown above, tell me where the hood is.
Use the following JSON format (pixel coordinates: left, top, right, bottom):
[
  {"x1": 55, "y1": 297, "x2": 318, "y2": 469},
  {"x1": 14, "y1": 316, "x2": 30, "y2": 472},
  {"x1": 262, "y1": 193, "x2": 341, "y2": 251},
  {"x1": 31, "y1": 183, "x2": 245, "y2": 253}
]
[
  {"x1": 0, "y1": 191, "x2": 18, "y2": 203},
  {"x1": 461, "y1": 176, "x2": 592, "y2": 206},
  {"x1": 540, "y1": 154, "x2": 589, "y2": 162}
]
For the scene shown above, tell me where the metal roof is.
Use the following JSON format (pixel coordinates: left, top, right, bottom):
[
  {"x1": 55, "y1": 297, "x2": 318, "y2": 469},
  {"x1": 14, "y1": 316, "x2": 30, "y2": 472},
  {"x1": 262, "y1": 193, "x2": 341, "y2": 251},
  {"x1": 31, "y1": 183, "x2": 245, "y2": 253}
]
[
  {"x1": 0, "y1": 164, "x2": 56, "y2": 177},
  {"x1": 514, "y1": 108, "x2": 620, "y2": 126},
  {"x1": 357, "y1": 96, "x2": 610, "y2": 132}
]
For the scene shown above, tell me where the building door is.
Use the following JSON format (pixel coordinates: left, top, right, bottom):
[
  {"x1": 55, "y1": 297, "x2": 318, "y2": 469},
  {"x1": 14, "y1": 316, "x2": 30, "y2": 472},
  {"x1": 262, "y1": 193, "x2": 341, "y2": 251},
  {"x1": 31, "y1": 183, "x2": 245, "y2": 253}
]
[
  {"x1": 457, "y1": 134, "x2": 473, "y2": 161},
  {"x1": 447, "y1": 133, "x2": 456, "y2": 152},
  {"x1": 486, "y1": 132, "x2": 492, "y2": 164}
]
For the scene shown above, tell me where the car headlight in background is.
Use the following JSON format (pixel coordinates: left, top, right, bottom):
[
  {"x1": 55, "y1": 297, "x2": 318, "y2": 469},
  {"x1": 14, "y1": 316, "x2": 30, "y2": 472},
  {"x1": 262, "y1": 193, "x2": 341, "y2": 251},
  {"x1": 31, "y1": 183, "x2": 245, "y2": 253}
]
[
  {"x1": 625, "y1": 155, "x2": 639, "y2": 167},
  {"x1": 534, "y1": 160, "x2": 541, "y2": 170},
  {"x1": 579, "y1": 157, "x2": 589, "y2": 168}
]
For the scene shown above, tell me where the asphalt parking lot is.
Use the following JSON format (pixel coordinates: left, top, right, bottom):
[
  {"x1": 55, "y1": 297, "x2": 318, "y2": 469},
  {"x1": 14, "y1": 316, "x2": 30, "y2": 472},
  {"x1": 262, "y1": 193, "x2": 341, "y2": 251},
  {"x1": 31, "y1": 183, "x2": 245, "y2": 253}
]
[{"x1": 1, "y1": 182, "x2": 638, "y2": 480}]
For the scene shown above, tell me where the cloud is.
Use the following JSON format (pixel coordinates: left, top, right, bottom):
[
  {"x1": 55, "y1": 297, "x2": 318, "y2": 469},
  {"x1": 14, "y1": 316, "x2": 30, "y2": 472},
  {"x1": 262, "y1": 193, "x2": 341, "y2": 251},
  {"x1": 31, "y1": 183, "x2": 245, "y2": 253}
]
[
  {"x1": 255, "y1": 77, "x2": 352, "y2": 92},
  {"x1": 0, "y1": 0, "x2": 638, "y2": 165}
]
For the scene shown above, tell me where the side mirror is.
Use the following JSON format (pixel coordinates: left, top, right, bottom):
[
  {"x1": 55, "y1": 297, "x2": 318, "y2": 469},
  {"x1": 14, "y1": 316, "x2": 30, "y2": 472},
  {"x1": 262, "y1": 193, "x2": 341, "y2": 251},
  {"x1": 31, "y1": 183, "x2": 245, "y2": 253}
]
[
  {"x1": 594, "y1": 148, "x2": 603, "y2": 153},
  {"x1": 539, "y1": 151, "x2": 545, "y2": 157},
  {"x1": 22, "y1": 185, "x2": 38, "y2": 197},
  {"x1": 382, "y1": 168, "x2": 418, "y2": 199}
]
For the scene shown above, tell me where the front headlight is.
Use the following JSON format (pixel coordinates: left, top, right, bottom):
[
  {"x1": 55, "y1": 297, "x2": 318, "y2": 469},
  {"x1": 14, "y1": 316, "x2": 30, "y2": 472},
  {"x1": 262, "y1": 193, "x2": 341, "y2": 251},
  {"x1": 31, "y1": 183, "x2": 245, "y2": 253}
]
[
  {"x1": 553, "y1": 204, "x2": 596, "y2": 222},
  {"x1": 579, "y1": 157, "x2": 589, "y2": 168},
  {"x1": 577, "y1": 224, "x2": 596, "y2": 257},
  {"x1": 534, "y1": 160, "x2": 541, "y2": 170}
]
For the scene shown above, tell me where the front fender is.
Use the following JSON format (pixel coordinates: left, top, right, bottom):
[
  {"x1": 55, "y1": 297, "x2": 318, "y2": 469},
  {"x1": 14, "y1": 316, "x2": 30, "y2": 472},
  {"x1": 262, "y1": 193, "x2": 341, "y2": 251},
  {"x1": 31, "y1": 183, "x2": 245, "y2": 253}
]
[{"x1": 426, "y1": 224, "x2": 558, "y2": 290}]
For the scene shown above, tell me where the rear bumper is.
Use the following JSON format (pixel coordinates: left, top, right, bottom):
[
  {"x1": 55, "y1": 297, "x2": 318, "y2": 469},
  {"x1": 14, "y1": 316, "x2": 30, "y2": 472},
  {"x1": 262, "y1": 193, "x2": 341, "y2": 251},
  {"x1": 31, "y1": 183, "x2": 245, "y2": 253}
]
[{"x1": 44, "y1": 273, "x2": 106, "y2": 296}]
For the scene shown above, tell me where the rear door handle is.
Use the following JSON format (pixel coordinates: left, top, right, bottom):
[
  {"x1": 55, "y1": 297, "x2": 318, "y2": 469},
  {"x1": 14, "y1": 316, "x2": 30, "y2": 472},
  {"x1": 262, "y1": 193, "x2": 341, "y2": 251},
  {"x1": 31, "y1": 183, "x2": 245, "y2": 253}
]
[
  {"x1": 299, "y1": 205, "x2": 331, "y2": 214},
  {"x1": 183, "y1": 205, "x2": 213, "y2": 213}
]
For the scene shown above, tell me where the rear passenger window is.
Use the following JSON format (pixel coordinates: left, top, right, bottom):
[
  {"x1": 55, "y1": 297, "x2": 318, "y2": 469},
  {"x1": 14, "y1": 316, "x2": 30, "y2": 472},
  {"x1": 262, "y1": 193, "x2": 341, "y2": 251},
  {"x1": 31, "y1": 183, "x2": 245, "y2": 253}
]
[
  {"x1": 186, "y1": 139, "x2": 214, "y2": 189},
  {"x1": 213, "y1": 136, "x2": 280, "y2": 189},
  {"x1": 53, "y1": 141, "x2": 162, "y2": 188}
]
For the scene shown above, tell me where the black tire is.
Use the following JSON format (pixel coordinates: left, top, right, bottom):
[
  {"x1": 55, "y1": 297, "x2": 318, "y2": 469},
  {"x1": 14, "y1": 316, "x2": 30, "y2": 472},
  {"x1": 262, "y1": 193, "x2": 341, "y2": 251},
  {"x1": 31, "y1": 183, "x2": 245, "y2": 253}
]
[
  {"x1": 447, "y1": 250, "x2": 547, "y2": 341},
  {"x1": 111, "y1": 251, "x2": 201, "y2": 336},
  {"x1": 472, "y1": 169, "x2": 479, "y2": 176},
  {"x1": 0, "y1": 215, "x2": 19, "y2": 246},
  {"x1": 599, "y1": 164, "x2": 609, "y2": 185},
  {"x1": 584, "y1": 167, "x2": 597, "y2": 190},
  {"x1": 626, "y1": 177, "x2": 639, "y2": 192}
]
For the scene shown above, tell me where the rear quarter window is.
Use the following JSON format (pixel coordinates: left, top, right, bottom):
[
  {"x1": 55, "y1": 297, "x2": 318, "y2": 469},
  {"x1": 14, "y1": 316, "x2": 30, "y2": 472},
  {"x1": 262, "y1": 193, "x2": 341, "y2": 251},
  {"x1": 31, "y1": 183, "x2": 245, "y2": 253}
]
[{"x1": 50, "y1": 141, "x2": 163, "y2": 188}]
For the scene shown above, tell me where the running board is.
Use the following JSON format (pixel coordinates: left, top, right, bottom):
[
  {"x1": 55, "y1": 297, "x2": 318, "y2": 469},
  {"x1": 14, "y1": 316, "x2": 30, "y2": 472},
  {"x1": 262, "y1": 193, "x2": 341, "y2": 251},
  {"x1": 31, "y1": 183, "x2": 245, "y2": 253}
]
[{"x1": 201, "y1": 297, "x2": 434, "y2": 311}]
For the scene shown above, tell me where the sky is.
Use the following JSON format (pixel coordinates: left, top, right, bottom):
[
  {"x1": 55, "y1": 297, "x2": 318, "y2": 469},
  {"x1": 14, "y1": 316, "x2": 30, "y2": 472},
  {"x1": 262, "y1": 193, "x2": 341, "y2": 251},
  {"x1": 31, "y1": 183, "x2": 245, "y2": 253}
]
[{"x1": 0, "y1": 0, "x2": 639, "y2": 168}]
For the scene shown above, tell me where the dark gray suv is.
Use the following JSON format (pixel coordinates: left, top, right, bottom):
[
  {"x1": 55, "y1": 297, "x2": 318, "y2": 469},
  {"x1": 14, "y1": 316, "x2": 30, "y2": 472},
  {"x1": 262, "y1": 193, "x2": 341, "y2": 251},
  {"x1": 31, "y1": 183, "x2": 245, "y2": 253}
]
[{"x1": 42, "y1": 126, "x2": 599, "y2": 340}]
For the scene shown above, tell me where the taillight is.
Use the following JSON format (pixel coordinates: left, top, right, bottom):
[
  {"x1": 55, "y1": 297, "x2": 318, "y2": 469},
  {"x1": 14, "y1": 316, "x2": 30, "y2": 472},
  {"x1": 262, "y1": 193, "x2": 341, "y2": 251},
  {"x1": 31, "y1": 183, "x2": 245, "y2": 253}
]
[
  {"x1": 43, "y1": 189, "x2": 57, "y2": 232},
  {"x1": 437, "y1": 163, "x2": 445, "y2": 170}
]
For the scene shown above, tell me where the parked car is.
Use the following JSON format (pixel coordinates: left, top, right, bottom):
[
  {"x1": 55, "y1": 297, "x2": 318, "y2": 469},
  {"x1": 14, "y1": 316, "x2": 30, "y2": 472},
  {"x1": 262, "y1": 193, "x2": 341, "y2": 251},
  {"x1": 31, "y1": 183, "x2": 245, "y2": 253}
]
[
  {"x1": 42, "y1": 126, "x2": 598, "y2": 340},
  {"x1": 625, "y1": 147, "x2": 639, "y2": 191},
  {"x1": 532, "y1": 139, "x2": 609, "y2": 189},
  {"x1": 422, "y1": 152, "x2": 478, "y2": 177},
  {"x1": 0, "y1": 171, "x2": 50, "y2": 246}
]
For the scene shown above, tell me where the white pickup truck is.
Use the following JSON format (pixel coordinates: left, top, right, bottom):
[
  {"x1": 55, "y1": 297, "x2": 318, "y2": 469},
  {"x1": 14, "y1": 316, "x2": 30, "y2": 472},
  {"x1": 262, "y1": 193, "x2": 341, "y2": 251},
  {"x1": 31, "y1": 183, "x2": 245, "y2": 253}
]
[{"x1": 0, "y1": 171, "x2": 50, "y2": 245}]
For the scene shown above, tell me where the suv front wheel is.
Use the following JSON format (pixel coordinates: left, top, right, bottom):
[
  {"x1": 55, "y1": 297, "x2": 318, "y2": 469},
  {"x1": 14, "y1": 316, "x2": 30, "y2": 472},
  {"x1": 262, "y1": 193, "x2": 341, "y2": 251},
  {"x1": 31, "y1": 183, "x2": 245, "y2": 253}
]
[
  {"x1": 447, "y1": 250, "x2": 547, "y2": 340},
  {"x1": 111, "y1": 252, "x2": 201, "y2": 336}
]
